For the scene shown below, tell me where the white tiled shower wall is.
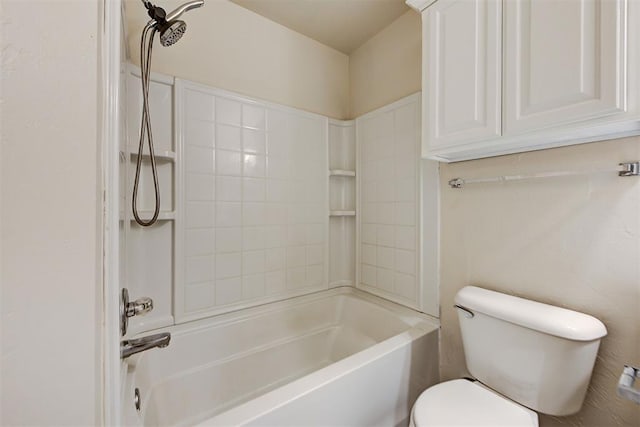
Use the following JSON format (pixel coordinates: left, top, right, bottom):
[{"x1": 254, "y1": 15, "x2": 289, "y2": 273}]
[
  {"x1": 358, "y1": 95, "x2": 422, "y2": 309},
  {"x1": 177, "y1": 81, "x2": 328, "y2": 321}
]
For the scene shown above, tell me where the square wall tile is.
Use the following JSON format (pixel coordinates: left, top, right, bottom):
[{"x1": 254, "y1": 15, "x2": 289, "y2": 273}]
[
  {"x1": 287, "y1": 225, "x2": 306, "y2": 247},
  {"x1": 186, "y1": 173, "x2": 215, "y2": 201},
  {"x1": 286, "y1": 267, "x2": 306, "y2": 289},
  {"x1": 266, "y1": 247, "x2": 285, "y2": 272},
  {"x1": 395, "y1": 178, "x2": 416, "y2": 202},
  {"x1": 361, "y1": 203, "x2": 377, "y2": 224},
  {"x1": 242, "y1": 104, "x2": 265, "y2": 129},
  {"x1": 216, "y1": 97, "x2": 241, "y2": 125},
  {"x1": 306, "y1": 245, "x2": 323, "y2": 265},
  {"x1": 242, "y1": 274, "x2": 265, "y2": 299},
  {"x1": 216, "y1": 150, "x2": 242, "y2": 176},
  {"x1": 216, "y1": 202, "x2": 242, "y2": 227},
  {"x1": 187, "y1": 119, "x2": 215, "y2": 148},
  {"x1": 265, "y1": 270, "x2": 285, "y2": 294},
  {"x1": 394, "y1": 203, "x2": 415, "y2": 226},
  {"x1": 267, "y1": 132, "x2": 291, "y2": 158},
  {"x1": 186, "y1": 145, "x2": 214, "y2": 174},
  {"x1": 307, "y1": 224, "x2": 324, "y2": 245},
  {"x1": 242, "y1": 178, "x2": 265, "y2": 202},
  {"x1": 376, "y1": 246, "x2": 394, "y2": 270},
  {"x1": 185, "y1": 255, "x2": 213, "y2": 284},
  {"x1": 184, "y1": 282, "x2": 214, "y2": 312},
  {"x1": 377, "y1": 225, "x2": 394, "y2": 247},
  {"x1": 186, "y1": 228, "x2": 215, "y2": 256},
  {"x1": 216, "y1": 176, "x2": 242, "y2": 202},
  {"x1": 215, "y1": 252, "x2": 241, "y2": 279},
  {"x1": 216, "y1": 124, "x2": 242, "y2": 152},
  {"x1": 216, "y1": 227, "x2": 242, "y2": 253},
  {"x1": 243, "y1": 250, "x2": 265, "y2": 275},
  {"x1": 242, "y1": 203, "x2": 266, "y2": 226},
  {"x1": 286, "y1": 246, "x2": 306, "y2": 268},
  {"x1": 376, "y1": 267, "x2": 394, "y2": 292},
  {"x1": 243, "y1": 227, "x2": 265, "y2": 251},
  {"x1": 361, "y1": 264, "x2": 376, "y2": 287},
  {"x1": 306, "y1": 265, "x2": 323, "y2": 286},
  {"x1": 267, "y1": 156, "x2": 289, "y2": 179},
  {"x1": 216, "y1": 277, "x2": 242, "y2": 306},
  {"x1": 394, "y1": 272, "x2": 416, "y2": 300},
  {"x1": 361, "y1": 244, "x2": 376, "y2": 265},
  {"x1": 377, "y1": 203, "x2": 394, "y2": 225},
  {"x1": 186, "y1": 90, "x2": 214, "y2": 121},
  {"x1": 361, "y1": 224, "x2": 376, "y2": 244},
  {"x1": 265, "y1": 203, "x2": 287, "y2": 225},
  {"x1": 243, "y1": 129, "x2": 266, "y2": 154},
  {"x1": 377, "y1": 181, "x2": 395, "y2": 202},
  {"x1": 267, "y1": 180, "x2": 288, "y2": 202},
  {"x1": 394, "y1": 249, "x2": 415, "y2": 275},
  {"x1": 243, "y1": 154, "x2": 266, "y2": 177},
  {"x1": 186, "y1": 202, "x2": 215, "y2": 228},
  {"x1": 395, "y1": 226, "x2": 416, "y2": 251},
  {"x1": 265, "y1": 226, "x2": 286, "y2": 248}
]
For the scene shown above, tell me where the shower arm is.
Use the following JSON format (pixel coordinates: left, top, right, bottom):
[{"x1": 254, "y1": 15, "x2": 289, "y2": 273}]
[{"x1": 140, "y1": 0, "x2": 205, "y2": 23}]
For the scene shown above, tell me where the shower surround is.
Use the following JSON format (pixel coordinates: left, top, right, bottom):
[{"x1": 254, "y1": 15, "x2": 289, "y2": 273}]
[{"x1": 121, "y1": 67, "x2": 436, "y2": 426}]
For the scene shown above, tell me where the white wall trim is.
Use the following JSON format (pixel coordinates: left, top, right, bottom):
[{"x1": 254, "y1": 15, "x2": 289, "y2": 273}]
[{"x1": 101, "y1": 0, "x2": 122, "y2": 424}]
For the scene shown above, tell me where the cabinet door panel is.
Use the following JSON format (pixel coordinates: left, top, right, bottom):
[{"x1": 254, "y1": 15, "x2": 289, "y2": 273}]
[
  {"x1": 423, "y1": 0, "x2": 501, "y2": 149},
  {"x1": 504, "y1": 0, "x2": 626, "y2": 134}
]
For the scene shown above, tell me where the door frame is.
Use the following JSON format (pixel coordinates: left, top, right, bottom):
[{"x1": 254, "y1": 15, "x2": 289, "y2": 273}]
[{"x1": 101, "y1": 0, "x2": 123, "y2": 423}]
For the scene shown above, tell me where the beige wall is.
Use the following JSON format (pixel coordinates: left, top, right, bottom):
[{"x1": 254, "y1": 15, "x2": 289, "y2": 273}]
[
  {"x1": 439, "y1": 137, "x2": 640, "y2": 427},
  {"x1": 349, "y1": 10, "x2": 421, "y2": 118},
  {"x1": 125, "y1": 0, "x2": 349, "y2": 119},
  {"x1": 0, "y1": 1, "x2": 102, "y2": 424}
]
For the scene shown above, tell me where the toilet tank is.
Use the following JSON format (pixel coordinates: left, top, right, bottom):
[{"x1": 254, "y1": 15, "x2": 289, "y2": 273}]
[{"x1": 455, "y1": 286, "x2": 607, "y2": 416}]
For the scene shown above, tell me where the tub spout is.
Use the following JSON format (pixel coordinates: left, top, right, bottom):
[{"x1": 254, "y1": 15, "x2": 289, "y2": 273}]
[{"x1": 121, "y1": 332, "x2": 171, "y2": 359}]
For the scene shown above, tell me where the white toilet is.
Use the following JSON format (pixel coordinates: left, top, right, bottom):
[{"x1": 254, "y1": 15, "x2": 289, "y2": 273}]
[{"x1": 411, "y1": 286, "x2": 607, "y2": 427}]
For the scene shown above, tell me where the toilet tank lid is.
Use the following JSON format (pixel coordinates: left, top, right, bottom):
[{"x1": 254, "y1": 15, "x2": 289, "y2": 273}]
[{"x1": 455, "y1": 286, "x2": 607, "y2": 341}]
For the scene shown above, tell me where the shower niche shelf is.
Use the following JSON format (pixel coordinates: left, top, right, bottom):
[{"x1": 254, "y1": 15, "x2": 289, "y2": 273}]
[
  {"x1": 127, "y1": 147, "x2": 177, "y2": 161},
  {"x1": 121, "y1": 65, "x2": 177, "y2": 334},
  {"x1": 329, "y1": 169, "x2": 356, "y2": 177},
  {"x1": 328, "y1": 119, "x2": 356, "y2": 288}
]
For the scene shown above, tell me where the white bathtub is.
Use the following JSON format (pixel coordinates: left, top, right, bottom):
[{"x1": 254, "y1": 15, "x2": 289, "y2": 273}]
[{"x1": 122, "y1": 287, "x2": 439, "y2": 427}]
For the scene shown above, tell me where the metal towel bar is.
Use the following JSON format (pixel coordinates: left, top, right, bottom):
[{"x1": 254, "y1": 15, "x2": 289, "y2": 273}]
[{"x1": 448, "y1": 161, "x2": 640, "y2": 189}]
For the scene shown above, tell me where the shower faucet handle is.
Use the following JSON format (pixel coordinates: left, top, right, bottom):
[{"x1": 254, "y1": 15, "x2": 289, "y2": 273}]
[
  {"x1": 126, "y1": 296, "x2": 154, "y2": 317},
  {"x1": 120, "y1": 288, "x2": 154, "y2": 336}
]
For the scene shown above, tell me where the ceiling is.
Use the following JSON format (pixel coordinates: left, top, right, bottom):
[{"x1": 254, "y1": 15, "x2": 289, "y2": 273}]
[{"x1": 230, "y1": 0, "x2": 410, "y2": 54}]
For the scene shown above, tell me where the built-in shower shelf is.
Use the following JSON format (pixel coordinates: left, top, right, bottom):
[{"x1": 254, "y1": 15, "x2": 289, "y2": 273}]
[
  {"x1": 128, "y1": 211, "x2": 175, "y2": 221},
  {"x1": 329, "y1": 169, "x2": 356, "y2": 177},
  {"x1": 127, "y1": 147, "x2": 177, "y2": 161},
  {"x1": 330, "y1": 210, "x2": 356, "y2": 217}
]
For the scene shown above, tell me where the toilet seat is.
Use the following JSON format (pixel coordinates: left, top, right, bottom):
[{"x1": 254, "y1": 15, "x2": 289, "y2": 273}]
[{"x1": 411, "y1": 379, "x2": 538, "y2": 427}]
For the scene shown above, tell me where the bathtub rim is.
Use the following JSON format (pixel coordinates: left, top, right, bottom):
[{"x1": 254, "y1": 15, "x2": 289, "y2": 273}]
[{"x1": 127, "y1": 286, "x2": 439, "y2": 343}]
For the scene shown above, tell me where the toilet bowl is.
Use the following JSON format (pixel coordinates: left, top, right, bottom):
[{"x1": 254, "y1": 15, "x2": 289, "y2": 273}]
[
  {"x1": 410, "y1": 379, "x2": 538, "y2": 427},
  {"x1": 410, "y1": 286, "x2": 607, "y2": 427}
]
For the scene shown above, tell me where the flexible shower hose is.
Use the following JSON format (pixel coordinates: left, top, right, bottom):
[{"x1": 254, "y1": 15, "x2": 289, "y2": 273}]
[{"x1": 132, "y1": 21, "x2": 161, "y2": 227}]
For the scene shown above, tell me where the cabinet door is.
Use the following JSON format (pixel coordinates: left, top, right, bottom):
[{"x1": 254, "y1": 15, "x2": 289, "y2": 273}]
[
  {"x1": 504, "y1": 0, "x2": 626, "y2": 135},
  {"x1": 423, "y1": 0, "x2": 502, "y2": 151}
]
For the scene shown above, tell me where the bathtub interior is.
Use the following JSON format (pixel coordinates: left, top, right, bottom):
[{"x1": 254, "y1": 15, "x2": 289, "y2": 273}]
[{"x1": 125, "y1": 290, "x2": 433, "y2": 426}]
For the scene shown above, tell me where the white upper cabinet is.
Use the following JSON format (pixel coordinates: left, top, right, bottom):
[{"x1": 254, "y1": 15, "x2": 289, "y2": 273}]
[
  {"x1": 423, "y1": 0, "x2": 501, "y2": 149},
  {"x1": 504, "y1": 0, "x2": 625, "y2": 134},
  {"x1": 414, "y1": 0, "x2": 639, "y2": 162}
]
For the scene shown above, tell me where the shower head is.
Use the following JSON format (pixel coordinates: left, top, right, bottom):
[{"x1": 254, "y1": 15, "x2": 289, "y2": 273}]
[
  {"x1": 142, "y1": 0, "x2": 204, "y2": 46},
  {"x1": 159, "y1": 20, "x2": 187, "y2": 46}
]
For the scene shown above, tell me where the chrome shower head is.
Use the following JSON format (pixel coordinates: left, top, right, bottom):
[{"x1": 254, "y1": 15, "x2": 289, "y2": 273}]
[
  {"x1": 159, "y1": 20, "x2": 187, "y2": 46},
  {"x1": 142, "y1": 0, "x2": 204, "y2": 46}
]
